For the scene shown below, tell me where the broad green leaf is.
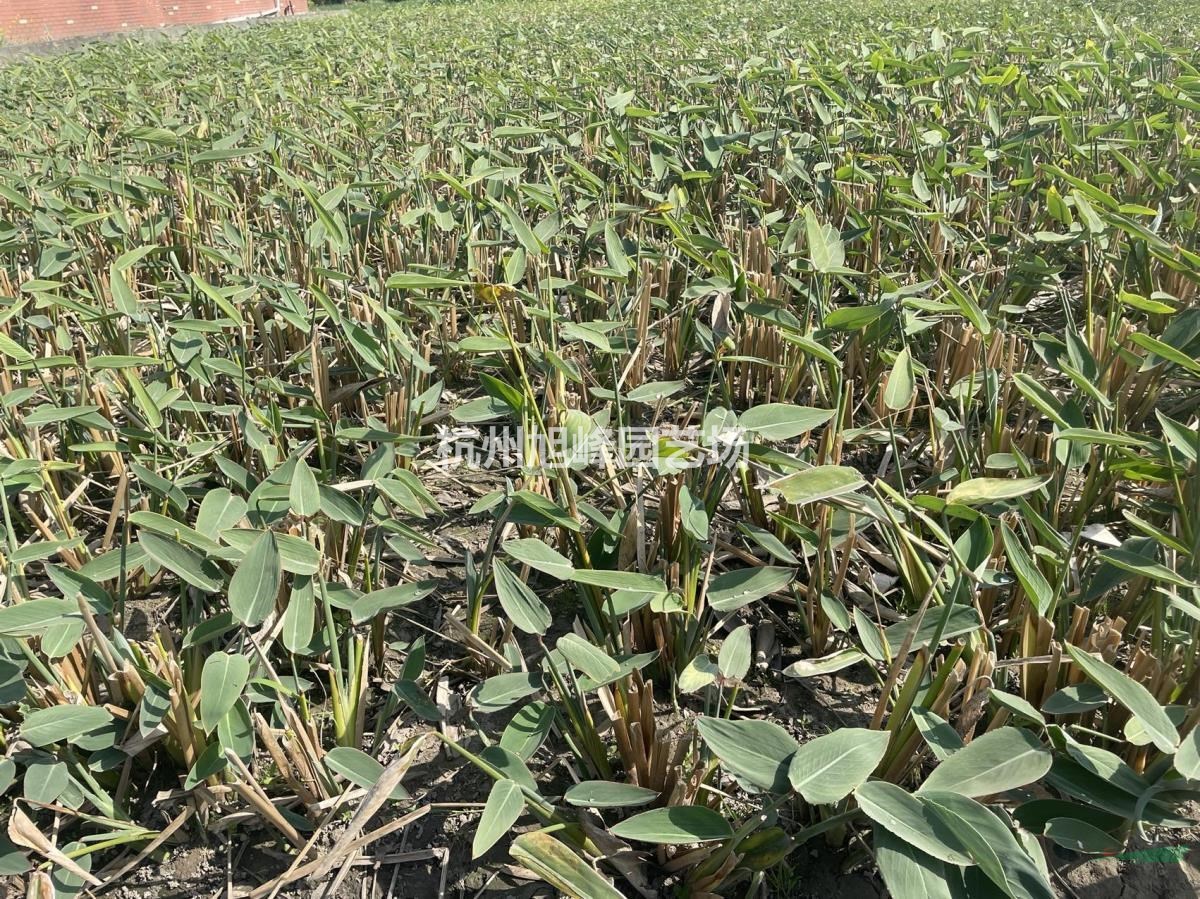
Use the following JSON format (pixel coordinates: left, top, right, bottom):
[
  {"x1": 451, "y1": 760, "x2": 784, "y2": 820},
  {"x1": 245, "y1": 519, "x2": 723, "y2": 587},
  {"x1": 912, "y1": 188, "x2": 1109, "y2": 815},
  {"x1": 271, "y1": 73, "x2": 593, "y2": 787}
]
[
  {"x1": 1000, "y1": 524, "x2": 1054, "y2": 617},
  {"x1": 1096, "y1": 547, "x2": 1199, "y2": 589},
  {"x1": 140, "y1": 533, "x2": 222, "y2": 593},
  {"x1": 500, "y1": 703, "x2": 555, "y2": 761},
  {"x1": 281, "y1": 574, "x2": 315, "y2": 654},
  {"x1": 874, "y1": 827, "x2": 954, "y2": 899},
  {"x1": 184, "y1": 742, "x2": 227, "y2": 790},
  {"x1": 387, "y1": 273, "x2": 468, "y2": 290},
  {"x1": 493, "y1": 560, "x2": 551, "y2": 635},
  {"x1": 0, "y1": 599, "x2": 81, "y2": 636},
  {"x1": 783, "y1": 648, "x2": 866, "y2": 678},
  {"x1": 946, "y1": 477, "x2": 1048, "y2": 507},
  {"x1": 707, "y1": 566, "x2": 794, "y2": 612},
  {"x1": 503, "y1": 538, "x2": 575, "y2": 580},
  {"x1": 804, "y1": 207, "x2": 845, "y2": 273},
  {"x1": 883, "y1": 347, "x2": 916, "y2": 411},
  {"x1": 1065, "y1": 645, "x2": 1178, "y2": 754},
  {"x1": 695, "y1": 716, "x2": 797, "y2": 793},
  {"x1": 788, "y1": 728, "x2": 889, "y2": 804},
  {"x1": 770, "y1": 466, "x2": 864, "y2": 506},
  {"x1": 717, "y1": 624, "x2": 752, "y2": 681},
  {"x1": 199, "y1": 651, "x2": 250, "y2": 734},
  {"x1": 563, "y1": 781, "x2": 659, "y2": 808},
  {"x1": 1175, "y1": 726, "x2": 1200, "y2": 780},
  {"x1": 610, "y1": 806, "x2": 733, "y2": 844},
  {"x1": 473, "y1": 779, "x2": 525, "y2": 858},
  {"x1": 510, "y1": 831, "x2": 624, "y2": 899},
  {"x1": 569, "y1": 569, "x2": 667, "y2": 592},
  {"x1": 678, "y1": 484, "x2": 709, "y2": 542},
  {"x1": 473, "y1": 672, "x2": 543, "y2": 712},
  {"x1": 557, "y1": 633, "x2": 620, "y2": 682},
  {"x1": 853, "y1": 782, "x2": 972, "y2": 865},
  {"x1": 196, "y1": 489, "x2": 247, "y2": 539},
  {"x1": 678, "y1": 654, "x2": 718, "y2": 692},
  {"x1": 350, "y1": 580, "x2": 437, "y2": 624},
  {"x1": 883, "y1": 606, "x2": 983, "y2": 655},
  {"x1": 20, "y1": 706, "x2": 113, "y2": 748},
  {"x1": 228, "y1": 530, "x2": 281, "y2": 626},
  {"x1": 324, "y1": 747, "x2": 408, "y2": 800},
  {"x1": 1042, "y1": 684, "x2": 1107, "y2": 715},
  {"x1": 920, "y1": 791, "x2": 1054, "y2": 899},
  {"x1": 918, "y1": 727, "x2": 1052, "y2": 798},
  {"x1": 910, "y1": 707, "x2": 964, "y2": 761},
  {"x1": 289, "y1": 462, "x2": 321, "y2": 517},
  {"x1": 1042, "y1": 818, "x2": 1122, "y2": 855},
  {"x1": 738, "y1": 404, "x2": 834, "y2": 441},
  {"x1": 394, "y1": 680, "x2": 441, "y2": 722}
]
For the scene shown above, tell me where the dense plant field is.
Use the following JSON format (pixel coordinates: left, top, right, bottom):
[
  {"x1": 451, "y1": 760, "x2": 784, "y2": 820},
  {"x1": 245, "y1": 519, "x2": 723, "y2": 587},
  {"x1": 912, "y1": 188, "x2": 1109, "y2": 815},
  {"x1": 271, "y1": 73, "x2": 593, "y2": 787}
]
[{"x1": 0, "y1": 0, "x2": 1198, "y2": 895}]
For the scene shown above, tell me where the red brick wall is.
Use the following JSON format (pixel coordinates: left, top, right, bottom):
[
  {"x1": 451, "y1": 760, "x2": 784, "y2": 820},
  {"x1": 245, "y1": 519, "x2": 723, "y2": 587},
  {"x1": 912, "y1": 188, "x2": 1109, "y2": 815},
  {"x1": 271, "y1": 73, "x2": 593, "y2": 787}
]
[{"x1": 1, "y1": 0, "x2": 308, "y2": 45}]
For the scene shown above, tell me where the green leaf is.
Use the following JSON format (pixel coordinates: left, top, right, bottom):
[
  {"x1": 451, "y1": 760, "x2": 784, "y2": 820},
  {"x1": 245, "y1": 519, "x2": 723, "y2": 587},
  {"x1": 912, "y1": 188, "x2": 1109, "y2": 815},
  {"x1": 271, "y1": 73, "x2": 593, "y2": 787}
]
[
  {"x1": 199, "y1": 651, "x2": 250, "y2": 734},
  {"x1": 678, "y1": 484, "x2": 709, "y2": 542},
  {"x1": 1096, "y1": 547, "x2": 1199, "y2": 589},
  {"x1": 883, "y1": 605, "x2": 983, "y2": 655},
  {"x1": 500, "y1": 703, "x2": 555, "y2": 761},
  {"x1": 140, "y1": 533, "x2": 222, "y2": 593},
  {"x1": 289, "y1": 462, "x2": 321, "y2": 517},
  {"x1": 990, "y1": 691, "x2": 1046, "y2": 727},
  {"x1": 788, "y1": 728, "x2": 889, "y2": 804},
  {"x1": 0, "y1": 599, "x2": 81, "y2": 636},
  {"x1": 874, "y1": 827, "x2": 954, "y2": 899},
  {"x1": 184, "y1": 742, "x2": 228, "y2": 790},
  {"x1": 1175, "y1": 725, "x2": 1200, "y2": 780},
  {"x1": 804, "y1": 207, "x2": 845, "y2": 273},
  {"x1": 557, "y1": 633, "x2": 620, "y2": 682},
  {"x1": 707, "y1": 566, "x2": 794, "y2": 612},
  {"x1": 769, "y1": 466, "x2": 864, "y2": 506},
  {"x1": 325, "y1": 747, "x2": 408, "y2": 800},
  {"x1": 695, "y1": 716, "x2": 797, "y2": 793},
  {"x1": 473, "y1": 672, "x2": 543, "y2": 712},
  {"x1": 883, "y1": 347, "x2": 916, "y2": 411},
  {"x1": 503, "y1": 538, "x2": 575, "y2": 580},
  {"x1": 919, "y1": 791, "x2": 1054, "y2": 899},
  {"x1": 853, "y1": 781, "x2": 972, "y2": 865},
  {"x1": 281, "y1": 574, "x2": 315, "y2": 654},
  {"x1": 610, "y1": 806, "x2": 733, "y2": 844},
  {"x1": 717, "y1": 624, "x2": 752, "y2": 681},
  {"x1": 394, "y1": 680, "x2": 441, "y2": 722},
  {"x1": 910, "y1": 707, "x2": 964, "y2": 761},
  {"x1": 783, "y1": 648, "x2": 866, "y2": 678},
  {"x1": 568, "y1": 569, "x2": 667, "y2": 592},
  {"x1": 196, "y1": 489, "x2": 247, "y2": 538},
  {"x1": 1001, "y1": 524, "x2": 1054, "y2": 617},
  {"x1": 493, "y1": 560, "x2": 552, "y2": 635},
  {"x1": 1042, "y1": 818, "x2": 1122, "y2": 855},
  {"x1": 228, "y1": 530, "x2": 281, "y2": 626},
  {"x1": 386, "y1": 273, "x2": 468, "y2": 290},
  {"x1": 510, "y1": 832, "x2": 624, "y2": 899},
  {"x1": 20, "y1": 706, "x2": 114, "y2": 748},
  {"x1": 678, "y1": 654, "x2": 718, "y2": 692},
  {"x1": 1042, "y1": 684, "x2": 1108, "y2": 715},
  {"x1": 563, "y1": 781, "x2": 659, "y2": 808},
  {"x1": 946, "y1": 477, "x2": 1048, "y2": 507},
  {"x1": 738, "y1": 404, "x2": 834, "y2": 441},
  {"x1": 1065, "y1": 644, "x2": 1179, "y2": 754},
  {"x1": 350, "y1": 580, "x2": 437, "y2": 624},
  {"x1": 473, "y1": 779, "x2": 525, "y2": 858},
  {"x1": 318, "y1": 485, "x2": 366, "y2": 526},
  {"x1": 918, "y1": 727, "x2": 1052, "y2": 798}
]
